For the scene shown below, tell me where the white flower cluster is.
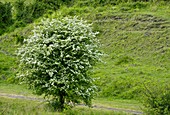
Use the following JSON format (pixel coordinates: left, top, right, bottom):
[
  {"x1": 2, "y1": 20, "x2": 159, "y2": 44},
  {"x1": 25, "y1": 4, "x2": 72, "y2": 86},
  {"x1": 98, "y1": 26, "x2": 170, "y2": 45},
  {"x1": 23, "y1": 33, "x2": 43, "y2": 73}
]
[{"x1": 17, "y1": 17, "x2": 102, "y2": 106}]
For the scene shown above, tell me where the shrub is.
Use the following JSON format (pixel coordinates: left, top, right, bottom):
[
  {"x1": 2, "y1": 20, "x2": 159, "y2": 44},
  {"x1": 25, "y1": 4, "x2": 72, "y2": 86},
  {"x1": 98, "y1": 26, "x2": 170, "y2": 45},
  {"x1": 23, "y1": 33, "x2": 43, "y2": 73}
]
[
  {"x1": 14, "y1": 0, "x2": 27, "y2": 21},
  {"x1": 142, "y1": 81, "x2": 170, "y2": 115},
  {"x1": 36, "y1": 0, "x2": 61, "y2": 10},
  {"x1": 0, "y1": 2, "x2": 12, "y2": 26},
  {"x1": 17, "y1": 17, "x2": 102, "y2": 111},
  {"x1": 13, "y1": 0, "x2": 72, "y2": 24},
  {"x1": 0, "y1": 2, "x2": 13, "y2": 35},
  {"x1": 14, "y1": 0, "x2": 40, "y2": 22}
]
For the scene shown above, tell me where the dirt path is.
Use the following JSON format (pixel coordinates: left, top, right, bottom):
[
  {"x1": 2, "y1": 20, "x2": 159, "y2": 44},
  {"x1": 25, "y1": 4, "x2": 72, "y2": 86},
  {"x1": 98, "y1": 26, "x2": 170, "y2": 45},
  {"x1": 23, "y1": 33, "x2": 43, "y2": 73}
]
[{"x1": 0, "y1": 93, "x2": 143, "y2": 115}]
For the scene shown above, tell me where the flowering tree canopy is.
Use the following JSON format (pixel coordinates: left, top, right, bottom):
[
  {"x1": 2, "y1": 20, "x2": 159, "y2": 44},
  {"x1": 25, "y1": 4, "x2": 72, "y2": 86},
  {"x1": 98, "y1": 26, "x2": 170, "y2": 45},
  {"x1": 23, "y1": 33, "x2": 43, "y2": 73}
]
[{"x1": 17, "y1": 17, "x2": 102, "y2": 111}]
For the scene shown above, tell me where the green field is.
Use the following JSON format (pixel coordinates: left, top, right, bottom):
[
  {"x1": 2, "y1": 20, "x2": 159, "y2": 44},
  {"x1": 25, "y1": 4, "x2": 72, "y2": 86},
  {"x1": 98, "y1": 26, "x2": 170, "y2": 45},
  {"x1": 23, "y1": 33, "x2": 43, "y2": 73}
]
[{"x1": 0, "y1": 0, "x2": 170, "y2": 114}]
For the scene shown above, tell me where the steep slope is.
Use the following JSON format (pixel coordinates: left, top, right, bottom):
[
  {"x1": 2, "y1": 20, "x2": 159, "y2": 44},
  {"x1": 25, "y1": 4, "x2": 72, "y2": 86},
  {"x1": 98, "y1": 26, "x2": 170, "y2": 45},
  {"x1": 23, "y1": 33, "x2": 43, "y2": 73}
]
[
  {"x1": 93, "y1": 12, "x2": 170, "y2": 99},
  {"x1": 54, "y1": 2, "x2": 170, "y2": 99}
]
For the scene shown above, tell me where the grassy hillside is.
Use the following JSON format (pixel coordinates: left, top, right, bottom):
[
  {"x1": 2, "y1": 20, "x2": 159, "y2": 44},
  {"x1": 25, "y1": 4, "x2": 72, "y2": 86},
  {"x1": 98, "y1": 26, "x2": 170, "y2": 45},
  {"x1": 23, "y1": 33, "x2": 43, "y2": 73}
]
[
  {"x1": 0, "y1": 0, "x2": 170, "y2": 114},
  {"x1": 41, "y1": 1, "x2": 170, "y2": 99},
  {"x1": 1, "y1": 0, "x2": 170, "y2": 98},
  {"x1": 91, "y1": 5, "x2": 170, "y2": 99}
]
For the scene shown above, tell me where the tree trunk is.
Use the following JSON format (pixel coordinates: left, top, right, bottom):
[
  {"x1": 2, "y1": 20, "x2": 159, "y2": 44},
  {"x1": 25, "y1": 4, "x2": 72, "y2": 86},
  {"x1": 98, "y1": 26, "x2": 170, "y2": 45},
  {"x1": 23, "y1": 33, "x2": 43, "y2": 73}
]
[{"x1": 59, "y1": 93, "x2": 65, "y2": 111}]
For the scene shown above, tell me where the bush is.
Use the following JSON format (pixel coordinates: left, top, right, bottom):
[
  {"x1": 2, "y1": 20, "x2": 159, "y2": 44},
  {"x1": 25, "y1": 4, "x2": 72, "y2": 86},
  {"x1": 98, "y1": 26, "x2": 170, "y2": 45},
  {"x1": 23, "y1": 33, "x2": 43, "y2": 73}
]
[
  {"x1": 14, "y1": 0, "x2": 26, "y2": 21},
  {"x1": 142, "y1": 81, "x2": 170, "y2": 115},
  {"x1": 0, "y1": 2, "x2": 13, "y2": 35},
  {"x1": 13, "y1": 0, "x2": 72, "y2": 24},
  {"x1": 14, "y1": 0, "x2": 41, "y2": 22},
  {"x1": 0, "y1": 2, "x2": 12, "y2": 26},
  {"x1": 17, "y1": 17, "x2": 102, "y2": 111},
  {"x1": 36, "y1": 0, "x2": 61, "y2": 10}
]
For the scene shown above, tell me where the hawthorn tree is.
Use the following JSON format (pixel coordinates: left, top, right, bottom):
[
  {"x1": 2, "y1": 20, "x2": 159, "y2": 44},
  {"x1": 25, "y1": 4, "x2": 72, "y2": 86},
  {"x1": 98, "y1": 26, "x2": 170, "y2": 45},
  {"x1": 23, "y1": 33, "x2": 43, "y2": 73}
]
[{"x1": 17, "y1": 17, "x2": 102, "y2": 111}]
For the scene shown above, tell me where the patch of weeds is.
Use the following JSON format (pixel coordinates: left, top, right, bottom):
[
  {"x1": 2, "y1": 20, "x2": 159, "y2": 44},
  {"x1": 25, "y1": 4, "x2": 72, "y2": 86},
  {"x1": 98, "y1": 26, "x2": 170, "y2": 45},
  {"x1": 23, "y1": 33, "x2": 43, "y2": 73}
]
[
  {"x1": 142, "y1": 80, "x2": 170, "y2": 115},
  {"x1": 115, "y1": 56, "x2": 134, "y2": 65}
]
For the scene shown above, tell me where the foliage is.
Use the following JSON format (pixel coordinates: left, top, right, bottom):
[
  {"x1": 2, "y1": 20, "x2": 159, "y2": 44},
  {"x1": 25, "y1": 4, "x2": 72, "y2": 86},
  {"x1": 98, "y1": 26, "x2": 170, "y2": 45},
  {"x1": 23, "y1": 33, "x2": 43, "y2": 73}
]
[
  {"x1": 0, "y1": 0, "x2": 72, "y2": 35},
  {"x1": 0, "y1": 2, "x2": 13, "y2": 35},
  {"x1": 13, "y1": 0, "x2": 46, "y2": 22},
  {"x1": 13, "y1": 0, "x2": 73, "y2": 22},
  {"x1": 17, "y1": 17, "x2": 102, "y2": 111},
  {"x1": 142, "y1": 81, "x2": 170, "y2": 115},
  {"x1": 36, "y1": 0, "x2": 61, "y2": 10},
  {"x1": 14, "y1": 0, "x2": 27, "y2": 21},
  {"x1": 0, "y1": 2, "x2": 12, "y2": 25}
]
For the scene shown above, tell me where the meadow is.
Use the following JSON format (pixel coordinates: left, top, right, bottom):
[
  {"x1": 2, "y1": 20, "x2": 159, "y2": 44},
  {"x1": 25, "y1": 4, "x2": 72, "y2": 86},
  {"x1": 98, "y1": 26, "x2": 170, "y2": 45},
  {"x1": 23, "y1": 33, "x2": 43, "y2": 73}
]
[{"x1": 0, "y1": 0, "x2": 170, "y2": 114}]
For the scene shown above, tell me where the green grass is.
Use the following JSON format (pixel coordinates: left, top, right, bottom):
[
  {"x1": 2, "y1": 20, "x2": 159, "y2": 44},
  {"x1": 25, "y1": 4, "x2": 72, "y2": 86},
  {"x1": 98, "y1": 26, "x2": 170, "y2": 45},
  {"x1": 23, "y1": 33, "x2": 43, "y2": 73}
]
[
  {"x1": 0, "y1": 97, "x2": 133, "y2": 115},
  {"x1": 0, "y1": 82, "x2": 142, "y2": 114},
  {"x1": 0, "y1": 82, "x2": 33, "y2": 96},
  {"x1": 0, "y1": 82, "x2": 142, "y2": 113},
  {"x1": 64, "y1": 106, "x2": 129, "y2": 115},
  {"x1": 0, "y1": 97, "x2": 58, "y2": 115},
  {"x1": 0, "y1": 24, "x2": 34, "y2": 82},
  {"x1": 93, "y1": 98, "x2": 142, "y2": 111},
  {"x1": 84, "y1": 3, "x2": 170, "y2": 99}
]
